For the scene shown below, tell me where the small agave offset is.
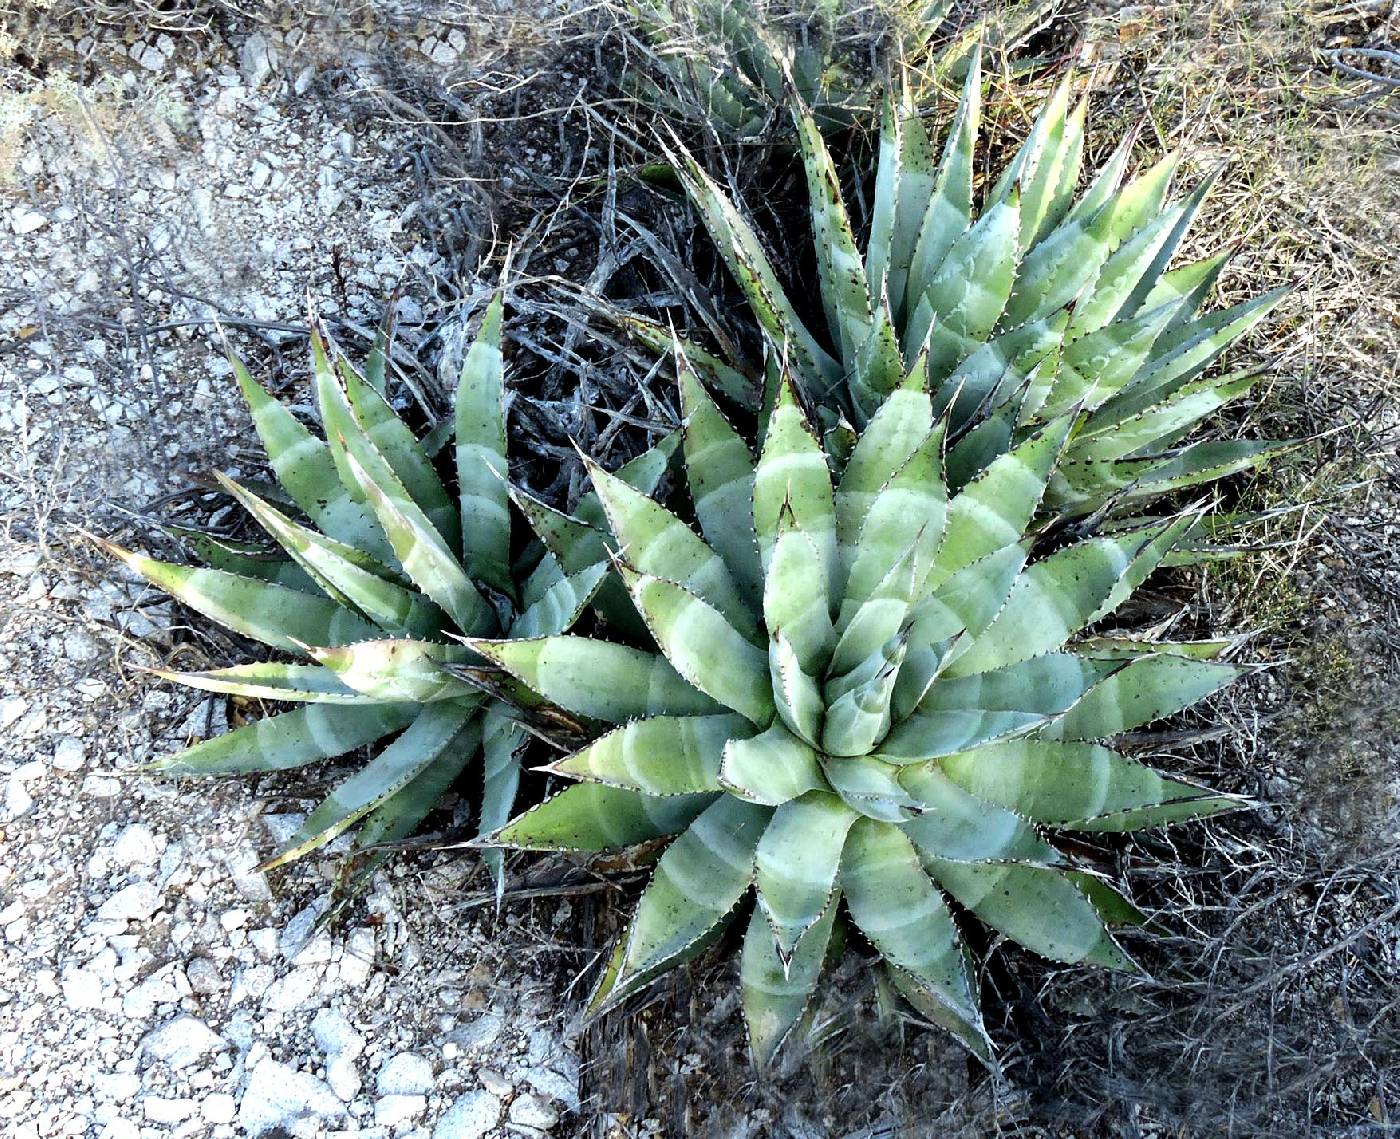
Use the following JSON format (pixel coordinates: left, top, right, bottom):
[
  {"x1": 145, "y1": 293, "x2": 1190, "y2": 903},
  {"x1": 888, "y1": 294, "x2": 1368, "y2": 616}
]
[
  {"x1": 472, "y1": 354, "x2": 1249, "y2": 1064},
  {"x1": 100, "y1": 290, "x2": 678, "y2": 891},
  {"x1": 624, "y1": 0, "x2": 970, "y2": 136},
  {"x1": 624, "y1": 45, "x2": 1289, "y2": 524}
]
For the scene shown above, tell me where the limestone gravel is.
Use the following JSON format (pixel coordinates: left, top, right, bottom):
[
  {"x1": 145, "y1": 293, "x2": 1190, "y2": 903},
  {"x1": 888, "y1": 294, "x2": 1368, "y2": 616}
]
[{"x1": 0, "y1": 16, "x2": 581, "y2": 1139}]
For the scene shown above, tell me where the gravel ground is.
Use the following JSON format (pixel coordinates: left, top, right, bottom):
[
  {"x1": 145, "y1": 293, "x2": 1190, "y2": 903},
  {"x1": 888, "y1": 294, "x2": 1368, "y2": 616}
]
[
  {"x1": 1, "y1": 17, "x2": 585, "y2": 1139},
  {"x1": 3, "y1": 4, "x2": 1398, "y2": 1138}
]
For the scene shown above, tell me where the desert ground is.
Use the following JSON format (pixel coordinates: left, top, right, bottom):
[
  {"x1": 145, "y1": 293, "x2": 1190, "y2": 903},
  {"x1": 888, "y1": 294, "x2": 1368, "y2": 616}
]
[{"x1": 1, "y1": 2, "x2": 1396, "y2": 1137}]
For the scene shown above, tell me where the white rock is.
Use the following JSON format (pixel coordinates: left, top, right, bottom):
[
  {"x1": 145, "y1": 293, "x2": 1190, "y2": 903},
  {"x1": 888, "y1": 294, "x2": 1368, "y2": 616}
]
[
  {"x1": 61, "y1": 966, "x2": 106, "y2": 1010},
  {"x1": 136, "y1": 44, "x2": 166, "y2": 72},
  {"x1": 186, "y1": 957, "x2": 222, "y2": 994},
  {"x1": 139, "y1": 1014, "x2": 226, "y2": 1069},
  {"x1": 111, "y1": 823, "x2": 160, "y2": 866},
  {"x1": 478, "y1": 1070, "x2": 512, "y2": 1098},
  {"x1": 510, "y1": 1092, "x2": 560, "y2": 1130},
  {"x1": 144, "y1": 1097, "x2": 194, "y2": 1123},
  {"x1": 201, "y1": 1093, "x2": 237, "y2": 1124},
  {"x1": 51, "y1": 736, "x2": 86, "y2": 771},
  {"x1": 280, "y1": 900, "x2": 332, "y2": 965},
  {"x1": 121, "y1": 964, "x2": 183, "y2": 1019},
  {"x1": 98, "y1": 1121, "x2": 140, "y2": 1139},
  {"x1": 229, "y1": 964, "x2": 275, "y2": 1006},
  {"x1": 261, "y1": 964, "x2": 323, "y2": 1010},
  {"x1": 11, "y1": 208, "x2": 47, "y2": 235},
  {"x1": 311, "y1": 1007, "x2": 363, "y2": 1059},
  {"x1": 240, "y1": 33, "x2": 273, "y2": 86},
  {"x1": 93, "y1": 1072, "x2": 141, "y2": 1101},
  {"x1": 3, "y1": 778, "x2": 33, "y2": 819},
  {"x1": 63, "y1": 629, "x2": 101, "y2": 661},
  {"x1": 0, "y1": 697, "x2": 27, "y2": 730},
  {"x1": 433, "y1": 1091, "x2": 503, "y2": 1139},
  {"x1": 524, "y1": 1068, "x2": 579, "y2": 1112},
  {"x1": 326, "y1": 1053, "x2": 361, "y2": 1102},
  {"x1": 375, "y1": 1094, "x2": 427, "y2": 1127},
  {"x1": 238, "y1": 1057, "x2": 344, "y2": 1136},
  {"x1": 450, "y1": 1011, "x2": 503, "y2": 1052},
  {"x1": 96, "y1": 881, "x2": 160, "y2": 922},
  {"x1": 337, "y1": 927, "x2": 375, "y2": 986},
  {"x1": 81, "y1": 775, "x2": 121, "y2": 798},
  {"x1": 377, "y1": 1051, "x2": 434, "y2": 1096}
]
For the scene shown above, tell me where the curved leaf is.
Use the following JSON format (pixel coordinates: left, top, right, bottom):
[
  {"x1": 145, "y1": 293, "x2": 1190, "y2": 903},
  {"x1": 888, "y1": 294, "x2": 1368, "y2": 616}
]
[
  {"x1": 720, "y1": 722, "x2": 825, "y2": 806},
  {"x1": 619, "y1": 566, "x2": 774, "y2": 726},
  {"x1": 264, "y1": 702, "x2": 477, "y2": 868},
  {"x1": 308, "y1": 639, "x2": 480, "y2": 703},
  {"x1": 741, "y1": 895, "x2": 838, "y2": 1067},
  {"x1": 104, "y1": 542, "x2": 375, "y2": 655},
  {"x1": 548, "y1": 713, "x2": 745, "y2": 795},
  {"x1": 150, "y1": 701, "x2": 415, "y2": 776},
  {"x1": 938, "y1": 738, "x2": 1241, "y2": 830},
  {"x1": 928, "y1": 860, "x2": 1134, "y2": 970},
  {"x1": 455, "y1": 290, "x2": 513, "y2": 593},
  {"x1": 489, "y1": 784, "x2": 715, "y2": 851},
  {"x1": 602, "y1": 797, "x2": 770, "y2": 1008},
  {"x1": 591, "y1": 459, "x2": 759, "y2": 640},
  {"x1": 842, "y1": 819, "x2": 982, "y2": 1030},
  {"x1": 754, "y1": 791, "x2": 855, "y2": 958},
  {"x1": 466, "y1": 636, "x2": 722, "y2": 723}
]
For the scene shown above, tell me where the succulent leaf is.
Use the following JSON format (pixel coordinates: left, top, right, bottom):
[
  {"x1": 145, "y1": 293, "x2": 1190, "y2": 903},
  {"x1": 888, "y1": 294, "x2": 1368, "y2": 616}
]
[
  {"x1": 841, "y1": 819, "x2": 982, "y2": 1028},
  {"x1": 601, "y1": 796, "x2": 770, "y2": 1007},
  {"x1": 617, "y1": 566, "x2": 775, "y2": 725},
  {"x1": 489, "y1": 783, "x2": 716, "y2": 851},
  {"x1": 229, "y1": 351, "x2": 394, "y2": 563},
  {"x1": 937, "y1": 739, "x2": 1241, "y2": 828},
  {"x1": 741, "y1": 895, "x2": 838, "y2": 1066},
  {"x1": 455, "y1": 290, "x2": 513, "y2": 593},
  {"x1": 263, "y1": 701, "x2": 480, "y2": 869},
  {"x1": 899, "y1": 764, "x2": 1060, "y2": 864},
  {"x1": 467, "y1": 636, "x2": 723, "y2": 722},
  {"x1": 307, "y1": 640, "x2": 479, "y2": 703},
  {"x1": 150, "y1": 702, "x2": 417, "y2": 776},
  {"x1": 754, "y1": 379, "x2": 837, "y2": 582},
  {"x1": 548, "y1": 713, "x2": 745, "y2": 795},
  {"x1": 106, "y1": 543, "x2": 376, "y2": 654},
  {"x1": 121, "y1": 295, "x2": 621, "y2": 886},
  {"x1": 479, "y1": 705, "x2": 525, "y2": 893},
  {"x1": 720, "y1": 722, "x2": 826, "y2": 806},
  {"x1": 928, "y1": 860, "x2": 1134, "y2": 970},
  {"x1": 145, "y1": 662, "x2": 373, "y2": 704},
  {"x1": 754, "y1": 791, "x2": 855, "y2": 958},
  {"x1": 215, "y1": 474, "x2": 443, "y2": 639}
]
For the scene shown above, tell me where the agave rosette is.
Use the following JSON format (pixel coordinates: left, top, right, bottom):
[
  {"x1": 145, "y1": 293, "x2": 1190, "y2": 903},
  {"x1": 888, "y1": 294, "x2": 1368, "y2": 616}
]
[
  {"x1": 472, "y1": 354, "x2": 1247, "y2": 1063},
  {"x1": 624, "y1": 0, "x2": 965, "y2": 137},
  {"x1": 624, "y1": 45, "x2": 1289, "y2": 525},
  {"x1": 103, "y1": 291, "x2": 678, "y2": 886}
]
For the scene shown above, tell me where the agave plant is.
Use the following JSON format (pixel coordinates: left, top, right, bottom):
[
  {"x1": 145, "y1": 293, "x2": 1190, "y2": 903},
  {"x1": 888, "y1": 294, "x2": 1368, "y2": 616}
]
[
  {"x1": 623, "y1": 45, "x2": 1289, "y2": 524},
  {"x1": 623, "y1": 0, "x2": 966, "y2": 137},
  {"x1": 99, "y1": 290, "x2": 679, "y2": 889},
  {"x1": 470, "y1": 353, "x2": 1247, "y2": 1063}
]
